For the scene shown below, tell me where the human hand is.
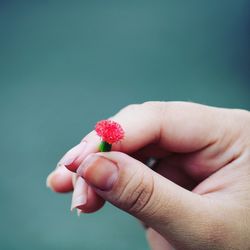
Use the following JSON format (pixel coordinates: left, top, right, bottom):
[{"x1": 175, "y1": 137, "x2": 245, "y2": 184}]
[{"x1": 47, "y1": 102, "x2": 250, "y2": 250}]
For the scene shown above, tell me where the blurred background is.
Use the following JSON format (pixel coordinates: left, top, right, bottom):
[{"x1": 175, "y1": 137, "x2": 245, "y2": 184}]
[{"x1": 0, "y1": 1, "x2": 249, "y2": 249}]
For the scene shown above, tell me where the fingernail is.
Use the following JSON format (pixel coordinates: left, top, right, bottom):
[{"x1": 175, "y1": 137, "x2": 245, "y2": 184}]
[
  {"x1": 78, "y1": 154, "x2": 118, "y2": 191},
  {"x1": 58, "y1": 141, "x2": 87, "y2": 167},
  {"x1": 71, "y1": 177, "x2": 88, "y2": 211}
]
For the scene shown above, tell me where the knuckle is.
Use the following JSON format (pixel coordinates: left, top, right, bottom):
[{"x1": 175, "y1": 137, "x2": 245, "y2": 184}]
[
  {"x1": 142, "y1": 101, "x2": 167, "y2": 119},
  {"x1": 122, "y1": 101, "x2": 166, "y2": 113},
  {"x1": 116, "y1": 168, "x2": 155, "y2": 216},
  {"x1": 120, "y1": 103, "x2": 140, "y2": 113},
  {"x1": 142, "y1": 101, "x2": 165, "y2": 110},
  {"x1": 116, "y1": 102, "x2": 167, "y2": 120}
]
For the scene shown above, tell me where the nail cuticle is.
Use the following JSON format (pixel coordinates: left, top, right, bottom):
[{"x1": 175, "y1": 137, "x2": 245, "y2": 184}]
[
  {"x1": 76, "y1": 154, "x2": 98, "y2": 176},
  {"x1": 83, "y1": 156, "x2": 119, "y2": 191}
]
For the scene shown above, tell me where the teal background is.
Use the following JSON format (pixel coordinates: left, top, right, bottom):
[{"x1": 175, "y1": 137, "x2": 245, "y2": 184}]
[{"x1": 0, "y1": 1, "x2": 249, "y2": 249}]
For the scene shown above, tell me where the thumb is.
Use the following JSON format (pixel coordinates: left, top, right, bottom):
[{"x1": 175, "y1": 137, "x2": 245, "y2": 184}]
[{"x1": 77, "y1": 152, "x2": 213, "y2": 248}]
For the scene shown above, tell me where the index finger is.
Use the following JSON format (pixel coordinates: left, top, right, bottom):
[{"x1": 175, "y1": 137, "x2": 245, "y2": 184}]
[{"x1": 62, "y1": 102, "x2": 222, "y2": 172}]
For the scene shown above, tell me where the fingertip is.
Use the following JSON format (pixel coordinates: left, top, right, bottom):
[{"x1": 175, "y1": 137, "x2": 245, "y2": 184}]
[
  {"x1": 46, "y1": 166, "x2": 74, "y2": 193},
  {"x1": 65, "y1": 134, "x2": 100, "y2": 173}
]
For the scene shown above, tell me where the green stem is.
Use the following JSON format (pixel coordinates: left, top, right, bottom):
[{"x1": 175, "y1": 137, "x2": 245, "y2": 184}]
[{"x1": 99, "y1": 140, "x2": 112, "y2": 152}]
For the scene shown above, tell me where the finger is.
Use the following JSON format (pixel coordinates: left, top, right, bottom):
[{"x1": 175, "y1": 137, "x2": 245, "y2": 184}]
[
  {"x1": 46, "y1": 166, "x2": 74, "y2": 193},
  {"x1": 59, "y1": 102, "x2": 223, "y2": 174},
  {"x1": 111, "y1": 101, "x2": 222, "y2": 153},
  {"x1": 158, "y1": 150, "x2": 234, "y2": 182},
  {"x1": 76, "y1": 152, "x2": 213, "y2": 248},
  {"x1": 62, "y1": 132, "x2": 100, "y2": 172},
  {"x1": 71, "y1": 176, "x2": 105, "y2": 214}
]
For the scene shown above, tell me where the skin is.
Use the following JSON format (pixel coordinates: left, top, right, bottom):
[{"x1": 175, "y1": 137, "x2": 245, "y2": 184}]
[{"x1": 47, "y1": 101, "x2": 250, "y2": 250}]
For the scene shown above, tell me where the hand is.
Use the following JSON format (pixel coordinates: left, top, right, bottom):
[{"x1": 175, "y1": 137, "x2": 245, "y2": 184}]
[{"x1": 47, "y1": 102, "x2": 250, "y2": 250}]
